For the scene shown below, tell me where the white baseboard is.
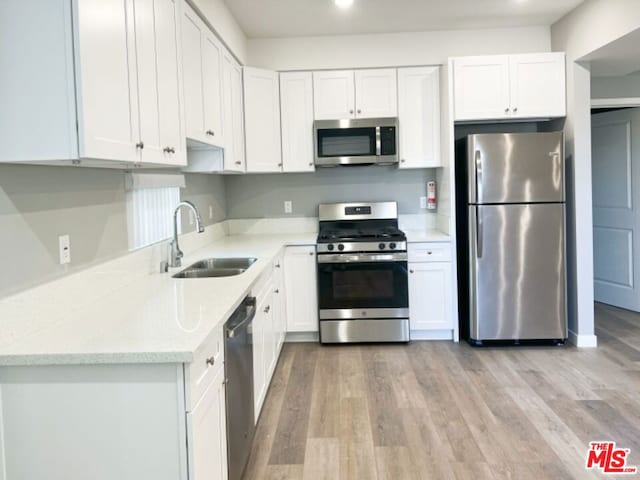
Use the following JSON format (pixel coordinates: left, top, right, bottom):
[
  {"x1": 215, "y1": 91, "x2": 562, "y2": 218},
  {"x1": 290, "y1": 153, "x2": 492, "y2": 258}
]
[
  {"x1": 285, "y1": 332, "x2": 319, "y2": 343},
  {"x1": 568, "y1": 330, "x2": 598, "y2": 348},
  {"x1": 410, "y1": 329, "x2": 454, "y2": 341}
]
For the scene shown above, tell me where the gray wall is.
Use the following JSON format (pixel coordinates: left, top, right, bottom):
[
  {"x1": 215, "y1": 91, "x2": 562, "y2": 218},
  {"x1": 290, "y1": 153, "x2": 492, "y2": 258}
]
[
  {"x1": 0, "y1": 165, "x2": 226, "y2": 298},
  {"x1": 225, "y1": 166, "x2": 435, "y2": 218},
  {"x1": 591, "y1": 71, "x2": 640, "y2": 99}
]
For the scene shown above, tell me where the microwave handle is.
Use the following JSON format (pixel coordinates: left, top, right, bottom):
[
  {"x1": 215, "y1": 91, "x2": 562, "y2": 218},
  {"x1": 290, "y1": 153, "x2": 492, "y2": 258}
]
[{"x1": 375, "y1": 126, "x2": 381, "y2": 156}]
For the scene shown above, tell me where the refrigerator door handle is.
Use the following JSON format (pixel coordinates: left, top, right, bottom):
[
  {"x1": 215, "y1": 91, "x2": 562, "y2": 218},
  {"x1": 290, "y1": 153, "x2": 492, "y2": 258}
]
[
  {"x1": 475, "y1": 150, "x2": 483, "y2": 204},
  {"x1": 477, "y1": 207, "x2": 483, "y2": 259}
]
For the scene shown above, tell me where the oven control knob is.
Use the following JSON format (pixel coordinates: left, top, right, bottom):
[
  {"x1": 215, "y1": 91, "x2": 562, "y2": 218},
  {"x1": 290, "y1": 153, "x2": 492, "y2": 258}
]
[
  {"x1": 338, "y1": 244, "x2": 345, "y2": 251},
  {"x1": 327, "y1": 244, "x2": 335, "y2": 251},
  {"x1": 379, "y1": 243, "x2": 386, "y2": 250},
  {"x1": 389, "y1": 243, "x2": 397, "y2": 250}
]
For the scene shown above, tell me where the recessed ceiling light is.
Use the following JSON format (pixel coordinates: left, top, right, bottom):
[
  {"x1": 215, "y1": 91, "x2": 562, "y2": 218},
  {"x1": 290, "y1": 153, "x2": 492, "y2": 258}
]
[{"x1": 334, "y1": 0, "x2": 354, "y2": 8}]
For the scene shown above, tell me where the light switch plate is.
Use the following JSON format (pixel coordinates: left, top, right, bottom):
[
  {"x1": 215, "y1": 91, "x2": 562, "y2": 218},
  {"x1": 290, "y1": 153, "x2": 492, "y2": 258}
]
[
  {"x1": 209, "y1": 205, "x2": 214, "y2": 219},
  {"x1": 284, "y1": 201, "x2": 293, "y2": 214},
  {"x1": 420, "y1": 196, "x2": 427, "y2": 209}
]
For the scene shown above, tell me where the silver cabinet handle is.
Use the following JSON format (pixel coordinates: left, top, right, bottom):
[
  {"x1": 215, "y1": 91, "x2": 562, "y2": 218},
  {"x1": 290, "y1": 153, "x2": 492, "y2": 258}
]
[
  {"x1": 264, "y1": 305, "x2": 270, "y2": 314},
  {"x1": 274, "y1": 289, "x2": 279, "y2": 294},
  {"x1": 206, "y1": 356, "x2": 215, "y2": 367},
  {"x1": 278, "y1": 163, "x2": 282, "y2": 167},
  {"x1": 409, "y1": 269, "x2": 414, "y2": 274},
  {"x1": 163, "y1": 147, "x2": 175, "y2": 154},
  {"x1": 235, "y1": 161, "x2": 242, "y2": 165},
  {"x1": 504, "y1": 108, "x2": 510, "y2": 113},
  {"x1": 206, "y1": 130, "x2": 215, "y2": 136},
  {"x1": 401, "y1": 159, "x2": 406, "y2": 163},
  {"x1": 275, "y1": 263, "x2": 281, "y2": 268},
  {"x1": 308, "y1": 162, "x2": 313, "y2": 167},
  {"x1": 349, "y1": 110, "x2": 354, "y2": 115},
  {"x1": 513, "y1": 107, "x2": 518, "y2": 113},
  {"x1": 136, "y1": 141, "x2": 144, "y2": 150},
  {"x1": 357, "y1": 109, "x2": 361, "y2": 114},
  {"x1": 309, "y1": 252, "x2": 314, "y2": 256}
]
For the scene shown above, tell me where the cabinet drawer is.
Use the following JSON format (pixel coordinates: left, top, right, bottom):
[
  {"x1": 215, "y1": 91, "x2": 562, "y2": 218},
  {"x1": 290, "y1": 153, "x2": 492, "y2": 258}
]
[
  {"x1": 186, "y1": 325, "x2": 224, "y2": 410},
  {"x1": 408, "y1": 242, "x2": 451, "y2": 262}
]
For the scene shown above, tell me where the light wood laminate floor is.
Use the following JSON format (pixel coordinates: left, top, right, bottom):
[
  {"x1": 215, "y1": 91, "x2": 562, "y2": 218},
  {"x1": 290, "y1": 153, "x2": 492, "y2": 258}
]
[{"x1": 243, "y1": 303, "x2": 640, "y2": 479}]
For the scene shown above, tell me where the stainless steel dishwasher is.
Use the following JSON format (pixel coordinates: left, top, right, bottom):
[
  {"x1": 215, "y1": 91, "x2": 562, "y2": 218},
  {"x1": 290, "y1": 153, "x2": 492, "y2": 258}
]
[{"x1": 224, "y1": 296, "x2": 256, "y2": 480}]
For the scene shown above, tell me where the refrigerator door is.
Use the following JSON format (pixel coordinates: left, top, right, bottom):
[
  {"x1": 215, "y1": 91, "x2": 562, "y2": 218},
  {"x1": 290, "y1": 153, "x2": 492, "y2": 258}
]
[
  {"x1": 468, "y1": 132, "x2": 564, "y2": 204},
  {"x1": 469, "y1": 204, "x2": 566, "y2": 341}
]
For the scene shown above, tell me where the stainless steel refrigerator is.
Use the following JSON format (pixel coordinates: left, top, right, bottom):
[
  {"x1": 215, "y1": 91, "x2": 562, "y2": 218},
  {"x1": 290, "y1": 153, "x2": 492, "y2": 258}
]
[{"x1": 460, "y1": 132, "x2": 567, "y2": 345}]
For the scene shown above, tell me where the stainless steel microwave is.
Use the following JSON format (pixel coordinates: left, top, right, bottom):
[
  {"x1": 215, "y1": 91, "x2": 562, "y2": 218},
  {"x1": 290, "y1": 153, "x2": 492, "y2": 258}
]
[{"x1": 313, "y1": 117, "x2": 398, "y2": 166}]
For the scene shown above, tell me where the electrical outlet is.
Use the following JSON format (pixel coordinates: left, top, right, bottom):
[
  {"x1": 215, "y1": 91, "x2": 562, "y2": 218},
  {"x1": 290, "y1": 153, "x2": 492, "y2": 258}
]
[
  {"x1": 209, "y1": 205, "x2": 214, "y2": 220},
  {"x1": 189, "y1": 210, "x2": 195, "y2": 225},
  {"x1": 284, "y1": 201, "x2": 293, "y2": 214},
  {"x1": 58, "y1": 235, "x2": 71, "y2": 265},
  {"x1": 420, "y1": 196, "x2": 427, "y2": 209}
]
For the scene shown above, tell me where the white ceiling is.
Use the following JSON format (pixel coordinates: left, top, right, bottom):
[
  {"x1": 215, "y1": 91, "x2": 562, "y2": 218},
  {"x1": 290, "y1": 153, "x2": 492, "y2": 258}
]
[
  {"x1": 584, "y1": 28, "x2": 640, "y2": 77},
  {"x1": 223, "y1": 0, "x2": 585, "y2": 39}
]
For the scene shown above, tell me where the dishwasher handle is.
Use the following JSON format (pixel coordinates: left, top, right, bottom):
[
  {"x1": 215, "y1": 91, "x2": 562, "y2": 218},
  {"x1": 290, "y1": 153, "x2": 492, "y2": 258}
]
[{"x1": 226, "y1": 298, "x2": 256, "y2": 339}]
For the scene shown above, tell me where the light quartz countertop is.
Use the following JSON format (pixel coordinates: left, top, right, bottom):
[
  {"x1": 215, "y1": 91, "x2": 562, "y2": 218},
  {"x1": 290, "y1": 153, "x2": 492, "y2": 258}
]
[{"x1": 0, "y1": 230, "x2": 449, "y2": 367}]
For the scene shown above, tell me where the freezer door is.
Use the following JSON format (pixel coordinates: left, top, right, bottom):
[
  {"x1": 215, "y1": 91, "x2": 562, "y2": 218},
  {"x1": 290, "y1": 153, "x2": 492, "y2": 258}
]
[
  {"x1": 468, "y1": 132, "x2": 564, "y2": 204},
  {"x1": 469, "y1": 204, "x2": 567, "y2": 341}
]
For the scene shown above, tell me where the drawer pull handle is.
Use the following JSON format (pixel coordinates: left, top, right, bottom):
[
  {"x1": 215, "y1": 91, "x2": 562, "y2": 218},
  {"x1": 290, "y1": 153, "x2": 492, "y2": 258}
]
[
  {"x1": 427, "y1": 251, "x2": 433, "y2": 255},
  {"x1": 410, "y1": 269, "x2": 414, "y2": 274},
  {"x1": 264, "y1": 305, "x2": 271, "y2": 314},
  {"x1": 206, "y1": 356, "x2": 215, "y2": 367},
  {"x1": 274, "y1": 289, "x2": 279, "y2": 294}
]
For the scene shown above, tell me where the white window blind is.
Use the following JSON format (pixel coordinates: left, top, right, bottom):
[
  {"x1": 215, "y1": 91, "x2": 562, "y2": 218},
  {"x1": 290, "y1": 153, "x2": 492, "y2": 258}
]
[{"x1": 125, "y1": 174, "x2": 185, "y2": 250}]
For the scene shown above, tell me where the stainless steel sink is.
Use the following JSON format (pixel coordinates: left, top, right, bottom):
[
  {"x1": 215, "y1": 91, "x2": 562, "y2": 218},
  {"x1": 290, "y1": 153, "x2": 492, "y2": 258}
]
[{"x1": 172, "y1": 257, "x2": 257, "y2": 279}]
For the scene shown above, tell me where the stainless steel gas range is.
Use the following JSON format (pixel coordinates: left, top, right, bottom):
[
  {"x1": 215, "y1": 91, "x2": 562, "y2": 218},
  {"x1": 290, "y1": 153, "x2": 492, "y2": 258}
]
[{"x1": 316, "y1": 202, "x2": 410, "y2": 344}]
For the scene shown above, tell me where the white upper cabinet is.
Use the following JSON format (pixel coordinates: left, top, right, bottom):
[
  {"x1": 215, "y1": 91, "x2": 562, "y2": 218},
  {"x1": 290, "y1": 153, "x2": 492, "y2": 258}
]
[
  {"x1": 280, "y1": 72, "x2": 315, "y2": 173},
  {"x1": 509, "y1": 53, "x2": 566, "y2": 119},
  {"x1": 182, "y1": 4, "x2": 224, "y2": 148},
  {"x1": 244, "y1": 67, "x2": 283, "y2": 173},
  {"x1": 453, "y1": 55, "x2": 511, "y2": 121},
  {"x1": 453, "y1": 53, "x2": 566, "y2": 121},
  {"x1": 313, "y1": 69, "x2": 398, "y2": 120},
  {"x1": 354, "y1": 69, "x2": 398, "y2": 118},
  {"x1": 134, "y1": 0, "x2": 185, "y2": 165},
  {"x1": 398, "y1": 66, "x2": 441, "y2": 169},
  {"x1": 1, "y1": 0, "x2": 186, "y2": 166},
  {"x1": 222, "y1": 52, "x2": 245, "y2": 172},
  {"x1": 313, "y1": 70, "x2": 356, "y2": 120}
]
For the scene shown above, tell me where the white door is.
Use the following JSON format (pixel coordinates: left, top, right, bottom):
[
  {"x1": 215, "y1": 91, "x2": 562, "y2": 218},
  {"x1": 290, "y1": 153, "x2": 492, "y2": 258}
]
[
  {"x1": 202, "y1": 32, "x2": 224, "y2": 146},
  {"x1": 354, "y1": 68, "x2": 397, "y2": 118},
  {"x1": 221, "y1": 52, "x2": 244, "y2": 172},
  {"x1": 181, "y1": 4, "x2": 206, "y2": 143},
  {"x1": 398, "y1": 66, "x2": 441, "y2": 169},
  {"x1": 284, "y1": 246, "x2": 318, "y2": 332},
  {"x1": 280, "y1": 72, "x2": 315, "y2": 172},
  {"x1": 133, "y1": 0, "x2": 184, "y2": 166},
  {"x1": 253, "y1": 296, "x2": 267, "y2": 418},
  {"x1": 75, "y1": 0, "x2": 140, "y2": 163},
  {"x1": 187, "y1": 367, "x2": 228, "y2": 480},
  {"x1": 453, "y1": 55, "x2": 510, "y2": 121},
  {"x1": 509, "y1": 53, "x2": 566, "y2": 119},
  {"x1": 592, "y1": 108, "x2": 640, "y2": 311},
  {"x1": 313, "y1": 70, "x2": 355, "y2": 120},
  {"x1": 408, "y1": 262, "x2": 452, "y2": 331},
  {"x1": 230, "y1": 60, "x2": 246, "y2": 172},
  {"x1": 244, "y1": 67, "x2": 282, "y2": 172}
]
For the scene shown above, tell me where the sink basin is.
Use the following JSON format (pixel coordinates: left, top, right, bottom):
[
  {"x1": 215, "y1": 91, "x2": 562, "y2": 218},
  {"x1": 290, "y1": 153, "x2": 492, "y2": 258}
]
[{"x1": 172, "y1": 257, "x2": 257, "y2": 279}]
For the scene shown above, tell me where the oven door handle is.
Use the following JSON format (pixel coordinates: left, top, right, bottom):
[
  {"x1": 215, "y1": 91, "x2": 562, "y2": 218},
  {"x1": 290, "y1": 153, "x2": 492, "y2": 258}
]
[{"x1": 317, "y1": 252, "x2": 408, "y2": 263}]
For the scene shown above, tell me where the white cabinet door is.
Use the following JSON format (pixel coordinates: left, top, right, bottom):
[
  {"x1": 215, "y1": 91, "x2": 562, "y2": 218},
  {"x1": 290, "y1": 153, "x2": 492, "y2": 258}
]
[
  {"x1": 252, "y1": 299, "x2": 266, "y2": 419},
  {"x1": 284, "y1": 246, "x2": 318, "y2": 333},
  {"x1": 398, "y1": 66, "x2": 441, "y2": 169},
  {"x1": 133, "y1": 0, "x2": 184, "y2": 166},
  {"x1": 181, "y1": 5, "x2": 206, "y2": 143},
  {"x1": 280, "y1": 72, "x2": 315, "y2": 172},
  {"x1": 244, "y1": 67, "x2": 282, "y2": 173},
  {"x1": 75, "y1": 0, "x2": 140, "y2": 162},
  {"x1": 313, "y1": 70, "x2": 355, "y2": 120},
  {"x1": 202, "y1": 32, "x2": 224, "y2": 145},
  {"x1": 221, "y1": 52, "x2": 245, "y2": 172},
  {"x1": 355, "y1": 68, "x2": 397, "y2": 118},
  {"x1": 187, "y1": 367, "x2": 228, "y2": 480},
  {"x1": 509, "y1": 53, "x2": 566, "y2": 119},
  {"x1": 453, "y1": 55, "x2": 510, "y2": 121},
  {"x1": 408, "y1": 262, "x2": 452, "y2": 331}
]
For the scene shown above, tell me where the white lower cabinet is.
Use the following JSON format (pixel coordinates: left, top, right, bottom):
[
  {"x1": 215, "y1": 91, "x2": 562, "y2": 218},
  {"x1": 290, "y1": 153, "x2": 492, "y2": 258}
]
[
  {"x1": 408, "y1": 242, "x2": 454, "y2": 339},
  {"x1": 284, "y1": 246, "x2": 318, "y2": 333},
  {"x1": 187, "y1": 365, "x2": 228, "y2": 480}
]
